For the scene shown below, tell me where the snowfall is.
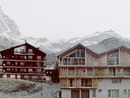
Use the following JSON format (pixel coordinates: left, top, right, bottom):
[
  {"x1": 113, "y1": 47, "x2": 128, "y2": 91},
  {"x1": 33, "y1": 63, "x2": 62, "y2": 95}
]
[{"x1": 0, "y1": 78, "x2": 60, "y2": 98}]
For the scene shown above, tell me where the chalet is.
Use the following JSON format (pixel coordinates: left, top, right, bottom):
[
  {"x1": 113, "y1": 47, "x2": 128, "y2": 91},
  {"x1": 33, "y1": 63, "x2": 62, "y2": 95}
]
[
  {"x1": 45, "y1": 65, "x2": 59, "y2": 83},
  {"x1": 58, "y1": 43, "x2": 130, "y2": 98},
  {"x1": 0, "y1": 42, "x2": 46, "y2": 81}
]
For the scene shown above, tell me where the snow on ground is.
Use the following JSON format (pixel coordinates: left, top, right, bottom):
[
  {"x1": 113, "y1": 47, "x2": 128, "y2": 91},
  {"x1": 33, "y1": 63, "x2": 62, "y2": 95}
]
[{"x1": 0, "y1": 78, "x2": 60, "y2": 98}]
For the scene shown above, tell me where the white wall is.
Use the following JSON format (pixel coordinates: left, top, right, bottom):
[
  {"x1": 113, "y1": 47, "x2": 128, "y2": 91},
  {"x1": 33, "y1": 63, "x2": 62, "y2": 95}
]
[
  {"x1": 61, "y1": 89, "x2": 71, "y2": 98},
  {"x1": 96, "y1": 79, "x2": 130, "y2": 98},
  {"x1": 61, "y1": 79, "x2": 130, "y2": 98}
]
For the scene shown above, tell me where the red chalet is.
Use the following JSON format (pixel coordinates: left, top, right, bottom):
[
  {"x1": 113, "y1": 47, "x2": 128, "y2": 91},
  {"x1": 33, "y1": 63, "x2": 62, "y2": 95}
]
[{"x1": 0, "y1": 42, "x2": 46, "y2": 81}]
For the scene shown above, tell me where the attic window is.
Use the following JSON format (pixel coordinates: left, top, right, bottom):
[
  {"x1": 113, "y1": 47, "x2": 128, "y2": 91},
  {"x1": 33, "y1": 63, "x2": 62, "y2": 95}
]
[
  {"x1": 69, "y1": 49, "x2": 85, "y2": 57},
  {"x1": 28, "y1": 49, "x2": 33, "y2": 53},
  {"x1": 107, "y1": 50, "x2": 119, "y2": 65},
  {"x1": 20, "y1": 49, "x2": 25, "y2": 53},
  {"x1": 37, "y1": 56, "x2": 41, "y2": 60}
]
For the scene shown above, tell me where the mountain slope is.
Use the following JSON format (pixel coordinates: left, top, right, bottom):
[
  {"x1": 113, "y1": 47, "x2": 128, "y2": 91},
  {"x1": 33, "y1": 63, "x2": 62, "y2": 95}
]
[
  {"x1": 0, "y1": 7, "x2": 20, "y2": 37},
  {"x1": 0, "y1": 6, "x2": 130, "y2": 56},
  {"x1": 52, "y1": 30, "x2": 123, "y2": 53},
  {"x1": 88, "y1": 37, "x2": 130, "y2": 54}
]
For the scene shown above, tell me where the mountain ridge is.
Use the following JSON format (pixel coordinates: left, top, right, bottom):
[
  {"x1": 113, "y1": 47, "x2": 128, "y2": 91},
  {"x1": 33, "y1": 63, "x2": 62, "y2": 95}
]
[{"x1": 0, "y1": 6, "x2": 130, "y2": 55}]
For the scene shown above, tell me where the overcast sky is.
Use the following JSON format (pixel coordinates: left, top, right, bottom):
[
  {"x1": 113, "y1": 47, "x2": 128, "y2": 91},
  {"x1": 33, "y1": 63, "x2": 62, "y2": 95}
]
[{"x1": 1, "y1": 0, "x2": 130, "y2": 41}]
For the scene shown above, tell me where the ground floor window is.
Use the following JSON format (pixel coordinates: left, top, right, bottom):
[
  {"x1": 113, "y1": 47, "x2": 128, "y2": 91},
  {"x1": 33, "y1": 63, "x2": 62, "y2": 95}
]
[
  {"x1": 108, "y1": 90, "x2": 119, "y2": 98},
  {"x1": 92, "y1": 90, "x2": 96, "y2": 97},
  {"x1": 112, "y1": 79, "x2": 122, "y2": 83}
]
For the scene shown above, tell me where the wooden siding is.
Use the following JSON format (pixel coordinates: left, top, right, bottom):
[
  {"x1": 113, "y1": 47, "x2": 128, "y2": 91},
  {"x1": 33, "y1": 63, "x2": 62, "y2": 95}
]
[
  {"x1": 0, "y1": 42, "x2": 46, "y2": 81},
  {"x1": 59, "y1": 45, "x2": 130, "y2": 89}
]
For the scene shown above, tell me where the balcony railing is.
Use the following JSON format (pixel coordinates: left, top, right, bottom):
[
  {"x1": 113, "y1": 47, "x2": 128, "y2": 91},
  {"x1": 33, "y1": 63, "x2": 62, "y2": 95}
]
[
  {"x1": 81, "y1": 83, "x2": 92, "y2": 87},
  {"x1": 59, "y1": 61, "x2": 130, "y2": 67},
  {"x1": 14, "y1": 51, "x2": 34, "y2": 55}
]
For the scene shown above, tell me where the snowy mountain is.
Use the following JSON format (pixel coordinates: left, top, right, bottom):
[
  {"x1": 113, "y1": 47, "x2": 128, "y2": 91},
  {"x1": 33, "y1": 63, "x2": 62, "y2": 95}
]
[
  {"x1": 0, "y1": 7, "x2": 20, "y2": 37},
  {"x1": 0, "y1": 6, "x2": 22, "y2": 50},
  {"x1": 51, "y1": 30, "x2": 124, "y2": 54},
  {"x1": 88, "y1": 37, "x2": 130, "y2": 54},
  {"x1": 0, "y1": 6, "x2": 130, "y2": 56}
]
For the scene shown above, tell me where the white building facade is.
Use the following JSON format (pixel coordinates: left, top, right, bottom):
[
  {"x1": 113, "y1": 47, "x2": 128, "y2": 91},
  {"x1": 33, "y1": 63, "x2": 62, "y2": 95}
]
[{"x1": 58, "y1": 43, "x2": 130, "y2": 98}]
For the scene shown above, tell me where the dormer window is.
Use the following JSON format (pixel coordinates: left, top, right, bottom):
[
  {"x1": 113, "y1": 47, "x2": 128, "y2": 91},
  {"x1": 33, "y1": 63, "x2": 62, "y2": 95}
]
[
  {"x1": 28, "y1": 49, "x2": 33, "y2": 53},
  {"x1": 107, "y1": 50, "x2": 119, "y2": 65},
  {"x1": 62, "y1": 49, "x2": 85, "y2": 65},
  {"x1": 69, "y1": 49, "x2": 85, "y2": 57}
]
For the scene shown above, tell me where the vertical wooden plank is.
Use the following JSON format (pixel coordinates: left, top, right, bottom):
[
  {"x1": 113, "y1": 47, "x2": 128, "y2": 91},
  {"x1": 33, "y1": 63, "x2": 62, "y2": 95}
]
[
  {"x1": 92, "y1": 79, "x2": 98, "y2": 88},
  {"x1": 65, "y1": 68, "x2": 67, "y2": 77},
  {"x1": 85, "y1": 48, "x2": 87, "y2": 65},
  {"x1": 67, "y1": 67, "x2": 68, "y2": 77},
  {"x1": 119, "y1": 48, "x2": 120, "y2": 65},
  {"x1": 120, "y1": 68, "x2": 123, "y2": 76}
]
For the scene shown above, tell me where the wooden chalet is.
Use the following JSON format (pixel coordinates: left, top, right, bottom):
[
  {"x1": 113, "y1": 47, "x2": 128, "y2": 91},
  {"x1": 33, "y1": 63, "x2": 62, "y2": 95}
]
[
  {"x1": 0, "y1": 42, "x2": 46, "y2": 81},
  {"x1": 45, "y1": 65, "x2": 59, "y2": 83},
  {"x1": 58, "y1": 43, "x2": 130, "y2": 98}
]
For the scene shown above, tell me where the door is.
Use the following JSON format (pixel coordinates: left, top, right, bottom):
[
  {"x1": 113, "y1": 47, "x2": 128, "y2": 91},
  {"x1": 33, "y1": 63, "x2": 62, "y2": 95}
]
[
  {"x1": 128, "y1": 90, "x2": 130, "y2": 98},
  {"x1": 71, "y1": 90, "x2": 79, "y2": 98},
  {"x1": 81, "y1": 90, "x2": 89, "y2": 98}
]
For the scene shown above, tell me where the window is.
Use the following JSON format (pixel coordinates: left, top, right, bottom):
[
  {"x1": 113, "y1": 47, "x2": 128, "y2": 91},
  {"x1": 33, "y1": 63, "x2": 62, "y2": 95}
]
[
  {"x1": 63, "y1": 58, "x2": 67, "y2": 65},
  {"x1": 37, "y1": 68, "x2": 42, "y2": 72},
  {"x1": 87, "y1": 68, "x2": 93, "y2": 76},
  {"x1": 32, "y1": 76, "x2": 37, "y2": 80},
  {"x1": 28, "y1": 49, "x2": 33, "y2": 53},
  {"x1": 68, "y1": 68, "x2": 75, "y2": 76},
  {"x1": 98, "y1": 89, "x2": 102, "y2": 92},
  {"x1": 37, "y1": 62, "x2": 41, "y2": 67},
  {"x1": 63, "y1": 58, "x2": 85, "y2": 65},
  {"x1": 29, "y1": 69, "x2": 32, "y2": 72},
  {"x1": 108, "y1": 90, "x2": 119, "y2": 98},
  {"x1": 7, "y1": 68, "x2": 10, "y2": 71},
  {"x1": 70, "y1": 79, "x2": 75, "y2": 87},
  {"x1": 28, "y1": 56, "x2": 33, "y2": 59},
  {"x1": 7, "y1": 62, "x2": 11, "y2": 65},
  {"x1": 20, "y1": 49, "x2": 25, "y2": 53},
  {"x1": 123, "y1": 89, "x2": 127, "y2": 95},
  {"x1": 20, "y1": 56, "x2": 24, "y2": 59},
  {"x1": 124, "y1": 68, "x2": 130, "y2": 76},
  {"x1": 112, "y1": 79, "x2": 122, "y2": 83},
  {"x1": 107, "y1": 50, "x2": 119, "y2": 65},
  {"x1": 20, "y1": 69, "x2": 25, "y2": 72},
  {"x1": 20, "y1": 62, "x2": 24, "y2": 66},
  {"x1": 15, "y1": 62, "x2": 18, "y2": 65},
  {"x1": 15, "y1": 69, "x2": 18, "y2": 72},
  {"x1": 92, "y1": 90, "x2": 96, "y2": 97},
  {"x1": 62, "y1": 49, "x2": 85, "y2": 65},
  {"x1": 128, "y1": 89, "x2": 130, "y2": 97},
  {"x1": 37, "y1": 56, "x2": 41, "y2": 60},
  {"x1": 109, "y1": 68, "x2": 116, "y2": 76},
  {"x1": 69, "y1": 49, "x2": 85, "y2": 57},
  {"x1": 81, "y1": 79, "x2": 92, "y2": 87}
]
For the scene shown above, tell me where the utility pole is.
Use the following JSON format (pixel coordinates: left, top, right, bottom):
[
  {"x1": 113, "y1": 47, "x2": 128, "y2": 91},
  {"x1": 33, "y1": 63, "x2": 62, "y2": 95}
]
[{"x1": 41, "y1": 80, "x2": 42, "y2": 98}]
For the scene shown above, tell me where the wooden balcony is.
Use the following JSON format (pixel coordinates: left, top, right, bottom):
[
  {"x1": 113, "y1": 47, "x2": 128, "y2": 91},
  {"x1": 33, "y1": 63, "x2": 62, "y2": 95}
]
[{"x1": 60, "y1": 78, "x2": 98, "y2": 88}]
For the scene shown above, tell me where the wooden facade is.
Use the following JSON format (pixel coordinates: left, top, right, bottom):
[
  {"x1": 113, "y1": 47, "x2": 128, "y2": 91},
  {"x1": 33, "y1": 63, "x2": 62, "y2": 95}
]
[
  {"x1": 0, "y1": 42, "x2": 46, "y2": 81},
  {"x1": 45, "y1": 65, "x2": 59, "y2": 83},
  {"x1": 58, "y1": 43, "x2": 130, "y2": 98}
]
